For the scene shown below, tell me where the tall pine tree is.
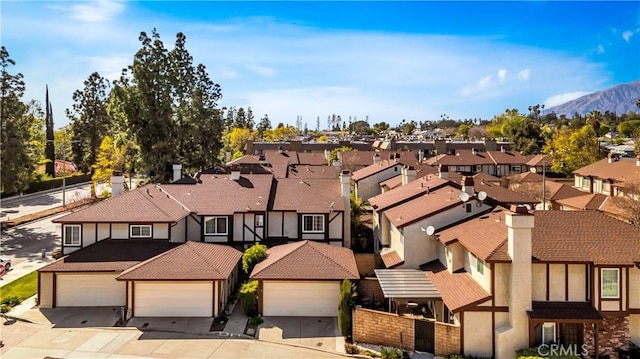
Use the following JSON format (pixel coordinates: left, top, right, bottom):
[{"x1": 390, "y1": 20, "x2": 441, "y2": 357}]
[{"x1": 44, "y1": 85, "x2": 55, "y2": 177}]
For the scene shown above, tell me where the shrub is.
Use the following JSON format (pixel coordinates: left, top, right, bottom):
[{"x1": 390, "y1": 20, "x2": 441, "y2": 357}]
[
  {"x1": 344, "y1": 343, "x2": 360, "y2": 354},
  {"x1": 516, "y1": 348, "x2": 580, "y2": 359},
  {"x1": 242, "y1": 243, "x2": 267, "y2": 274},
  {"x1": 338, "y1": 278, "x2": 357, "y2": 336},
  {"x1": 0, "y1": 305, "x2": 10, "y2": 314},
  {"x1": 51, "y1": 250, "x2": 62, "y2": 259},
  {"x1": 239, "y1": 280, "x2": 259, "y2": 317},
  {"x1": 379, "y1": 347, "x2": 409, "y2": 359},
  {"x1": 1, "y1": 296, "x2": 22, "y2": 307},
  {"x1": 249, "y1": 316, "x2": 264, "y2": 326}
]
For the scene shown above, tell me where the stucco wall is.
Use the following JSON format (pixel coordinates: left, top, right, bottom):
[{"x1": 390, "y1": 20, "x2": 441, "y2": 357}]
[
  {"x1": 463, "y1": 311, "x2": 492, "y2": 357},
  {"x1": 97, "y1": 223, "x2": 109, "y2": 241},
  {"x1": 549, "y1": 264, "x2": 565, "y2": 301},
  {"x1": 329, "y1": 212, "x2": 343, "y2": 239},
  {"x1": 356, "y1": 165, "x2": 402, "y2": 201},
  {"x1": 464, "y1": 249, "x2": 490, "y2": 292},
  {"x1": 268, "y1": 212, "x2": 282, "y2": 237},
  {"x1": 111, "y1": 223, "x2": 128, "y2": 239},
  {"x1": 186, "y1": 215, "x2": 200, "y2": 241},
  {"x1": 153, "y1": 223, "x2": 169, "y2": 239},
  {"x1": 38, "y1": 272, "x2": 54, "y2": 308},
  {"x1": 494, "y1": 263, "x2": 510, "y2": 307},
  {"x1": 630, "y1": 314, "x2": 640, "y2": 346},
  {"x1": 170, "y1": 218, "x2": 186, "y2": 243},
  {"x1": 283, "y1": 212, "x2": 297, "y2": 238},
  {"x1": 630, "y1": 267, "x2": 640, "y2": 309},
  {"x1": 82, "y1": 223, "x2": 96, "y2": 247},
  {"x1": 568, "y1": 264, "x2": 587, "y2": 301},
  {"x1": 532, "y1": 263, "x2": 546, "y2": 301}
]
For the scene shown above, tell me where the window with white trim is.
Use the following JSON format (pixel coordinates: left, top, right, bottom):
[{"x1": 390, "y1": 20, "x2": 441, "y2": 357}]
[
  {"x1": 582, "y1": 176, "x2": 591, "y2": 190},
  {"x1": 130, "y1": 224, "x2": 152, "y2": 238},
  {"x1": 476, "y1": 257, "x2": 485, "y2": 275},
  {"x1": 63, "y1": 225, "x2": 81, "y2": 246},
  {"x1": 255, "y1": 214, "x2": 264, "y2": 227},
  {"x1": 601, "y1": 268, "x2": 620, "y2": 298},
  {"x1": 302, "y1": 214, "x2": 324, "y2": 233},
  {"x1": 601, "y1": 181, "x2": 610, "y2": 194},
  {"x1": 541, "y1": 322, "x2": 556, "y2": 344},
  {"x1": 204, "y1": 216, "x2": 228, "y2": 235}
]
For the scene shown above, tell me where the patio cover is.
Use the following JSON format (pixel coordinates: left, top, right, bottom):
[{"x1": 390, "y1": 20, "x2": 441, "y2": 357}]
[{"x1": 374, "y1": 269, "x2": 440, "y2": 299}]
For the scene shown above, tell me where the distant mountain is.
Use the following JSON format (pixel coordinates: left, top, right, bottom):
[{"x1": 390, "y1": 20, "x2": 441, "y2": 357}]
[{"x1": 545, "y1": 79, "x2": 640, "y2": 116}]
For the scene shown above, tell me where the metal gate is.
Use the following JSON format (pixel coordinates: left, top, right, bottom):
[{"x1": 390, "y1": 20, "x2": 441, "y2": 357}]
[{"x1": 414, "y1": 319, "x2": 435, "y2": 353}]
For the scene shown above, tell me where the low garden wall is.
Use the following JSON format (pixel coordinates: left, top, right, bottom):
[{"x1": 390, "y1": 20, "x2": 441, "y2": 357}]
[{"x1": 353, "y1": 307, "x2": 415, "y2": 351}]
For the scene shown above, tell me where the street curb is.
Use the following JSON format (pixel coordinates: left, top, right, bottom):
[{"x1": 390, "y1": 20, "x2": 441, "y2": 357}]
[
  {"x1": 1, "y1": 181, "x2": 91, "y2": 203},
  {"x1": 257, "y1": 337, "x2": 355, "y2": 358},
  {"x1": 1, "y1": 314, "x2": 52, "y2": 327}
]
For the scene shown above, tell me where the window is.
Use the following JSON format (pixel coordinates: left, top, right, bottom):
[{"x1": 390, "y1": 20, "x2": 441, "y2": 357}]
[
  {"x1": 130, "y1": 225, "x2": 152, "y2": 238},
  {"x1": 255, "y1": 214, "x2": 264, "y2": 227},
  {"x1": 476, "y1": 257, "x2": 485, "y2": 275},
  {"x1": 466, "y1": 203, "x2": 472, "y2": 213},
  {"x1": 475, "y1": 165, "x2": 482, "y2": 173},
  {"x1": 302, "y1": 214, "x2": 324, "y2": 233},
  {"x1": 511, "y1": 165, "x2": 521, "y2": 173},
  {"x1": 542, "y1": 323, "x2": 556, "y2": 344},
  {"x1": 582, "y1": 176, "x2": 591, "y2": 190},
  {"x1": 205, "y1": 216, "x2": 228, "y2": 235},
  {"x1": 602, "y1": 181, "x2": 610, "y2": 194},
  {"x1": 63, "y1": 225, "x2": 81, "y2": 246},
  {"x1": 601, "y1": 268, "x2": 619, "y2": 298}
]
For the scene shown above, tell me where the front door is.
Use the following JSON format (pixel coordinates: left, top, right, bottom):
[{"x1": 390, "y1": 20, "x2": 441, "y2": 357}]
[
  {"x1": 560, "y1": 323, "x2": 583, "y2": 348},
  {"x1": 415, "y1": 319, "x2": 435, "y2": 353}
]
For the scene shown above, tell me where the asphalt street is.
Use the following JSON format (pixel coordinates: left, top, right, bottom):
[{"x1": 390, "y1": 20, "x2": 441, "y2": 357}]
[{"x1": 0, "y1": 183, "x2": 91, "y2": 221}]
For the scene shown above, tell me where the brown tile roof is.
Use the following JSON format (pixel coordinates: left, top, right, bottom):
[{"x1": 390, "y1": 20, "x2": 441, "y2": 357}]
[
  {"x1": 38, "y1": 240, "x2": 179, "y2": 273},
  {"x1": 544, "y1": 181, "x2": 585, "y2": 201},
  {"x1": 287, "y1": 165, "x2": 337, "y2": 179},
  {"x1": 228, "y1": 150, "x2": 301, "y2": 166},
  {"x1": 352, "y1": 160, "x2": 402, "y2": 181},
  {"x1": 438, "y1": 209, "x2": 509, "y2": 261},
  {"x1": 555, "y1": 193, "x2": 608, "y2": 210},
  {"x1": 378, "y1": 165, "x2": 439, "y2": 191},
  {"x1": 272, "y1": 178, "x2": 345, "y2": 213},
  {"x1": 250, "y1": 240, "x2": 359, "y2": 280},
  {"x1": 341, "y1": 151, "x2": 418, "y2": 170},
  {"x1": 487, "y1": 150, "x2": 532, "y2": 165},
  {"x1": 531, "y1": 211, "x2": 640, "y2": 265},
  {"x1": 53, "y1": 185, "x2": 190, "y2": 224},
  {"x1": 573, "y1": 158, "x2": 640, "y2": 183},
  {"x1": 473, "y1": 172, "x2": 501, "y2": 183},
  {"x1": 507, "y1": 172, "x2": 545, "y2": 183},
  {"x1": 383, "y1": 184, "x2": 462, "y2": 228},
  {"x1": 486, "y1": 241, "x2": 511, "y2": 262},
  {"x1": 117, "y1": 242, "x2": 242, "y2": 281},
  {"x1": 381, "y1": 250, "x2": 404, "y2": 268},
  {"x1": 368, "y1": 176, "x2": 449, "y2": 211},
  {"x1": 296, "y1": 152, "x2": 329, "y2": 166},
  {"x1": 475, "y1": 182, "x2": 538, "y2": 205},
  {"x1": 528, "y1": 301, "x2": 602, "y2": 322},
  {"x1": 526, "y1": 154, "x2": 551, "y2": 167},
  {"x1": 163, "y1": 174, "x2": 273, "y2": 215},
  {"x1": 424, "y1": 150, "x2": 494, "y2": 166},
  {"x1": 426, "y1": 270, "x2": 491, "y2": 312}
]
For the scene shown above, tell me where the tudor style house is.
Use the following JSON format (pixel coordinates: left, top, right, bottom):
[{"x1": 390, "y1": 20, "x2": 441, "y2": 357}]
[{"x1": 38, "y1": 168, "x2": 352, "y2": 315}]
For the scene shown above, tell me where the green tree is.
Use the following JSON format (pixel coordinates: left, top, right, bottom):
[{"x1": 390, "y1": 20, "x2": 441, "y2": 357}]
[
  {"x1": 373, "y1": 121, "x2": 390, "y2": 133},
  {"x1": 44, "y1": 85, "x2": 55, "y2": 177},
  {"x1": 544, "y1": 125, "x2": 599, "y2": 176},
  {"x1": 338, "y1": 278, "x2": 356, "y2": 337},
  {"x1": 0, "y1": 47, "x2": 41, "y2": 193},
  {"x1": 329, "y1": 146, "x2": 356, "y2": 163},
  {"x1": 617, "y1": 120, "x2": 640, "y2": 137},
  {"x1": 456, "y1": 123, "x2": 471, "y2": 139},
  {"x1": 239, "y1": 280, "x2": 259, "y2": 317},
  {"x1": 92, "y1": 136, "x2": 124, "y2": 193},
  {"x1": 242, "y1": 243, "x2": 268, "y2": 274},
  {"x1": 66, "y1": 72, "x2": 111, "y2": 173},
  {"x1": 256, "y1": 114, "x2": 271, "y2": 138},
  {"x1": 54, "y1": 126, "x2": 74, "y2": 164}
]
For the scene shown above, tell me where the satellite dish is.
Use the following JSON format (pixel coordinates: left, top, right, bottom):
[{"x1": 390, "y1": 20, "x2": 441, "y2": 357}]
[
  {"x1": 426, "y1": 226, "x2": 435, "y2": 236},
  {"x1": 458, "y1": 192, "x2": 470, "y2": 202},
  {"x1": 478, "y1": 191, "x2": 487, "y2": 201}
]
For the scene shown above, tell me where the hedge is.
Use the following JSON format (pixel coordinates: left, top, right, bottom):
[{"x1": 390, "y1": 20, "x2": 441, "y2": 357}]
[{"x1": 1, "y1": 174, "x2": 91, "y2": 198}]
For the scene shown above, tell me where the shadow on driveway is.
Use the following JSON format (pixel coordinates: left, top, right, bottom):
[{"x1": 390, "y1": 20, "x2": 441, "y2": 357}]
[{"x1": 31, "y1": 307, "x2": 121, "y2": 328}]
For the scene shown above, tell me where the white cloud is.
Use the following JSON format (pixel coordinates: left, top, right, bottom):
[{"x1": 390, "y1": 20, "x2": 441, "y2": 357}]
[
  {"x1": 596, "y1": 44, "x2": 605, "y2": 54},
  {"x1": 70, "y1": 0, "x2": 124, "y2": 23},
  {"x1": 517, "y1": 69, "x2": 531, "y2": 81},
  {"x1": 246, "y1": 65, "x2": 277, "y2": 77},
  {"x1": 622, "y1": 31, "x2": 634, "y2": 42},
  {"x1": 497, "y1": 69, "x2": 507, "y2": 83},
  {"x1": 543, "y1": 91, "x2": 590, "y2": 108}
]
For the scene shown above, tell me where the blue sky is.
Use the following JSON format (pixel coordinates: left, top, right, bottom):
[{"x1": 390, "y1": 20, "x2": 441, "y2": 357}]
[{"x1": 3, "y1": 1, "x2": 639, "y2": 129}]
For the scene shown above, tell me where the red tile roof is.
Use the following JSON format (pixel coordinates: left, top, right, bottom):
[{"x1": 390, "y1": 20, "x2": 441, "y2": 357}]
[
  {"x1": 287, "y1": 165, "x2": 337, "y2": 179},
  {"x1": 163, "y1": 174, "x2": 273, "y2": 215},
  {"x1": 555, "y1": 193, "x2": 608, "y2": 210},
  {"x1": 383, "y1": 184, "x2": 462, "y2": 228},
  {"x1": 38, "y1": 240, "x2": 179, "y2": 273},
  {"x1": 426, "y1": 270, "x2": 491, "y2": 312},
  {"x1": 378, "y1": 165, "x2": 439, "y2": 191},
  {"x1": 352, "y1": 160, "x2": 402, "y2": 181},
  {"x1": 475, "y1": 182, "x2": 538, "y2": 205},
  {"x1": 369, "y1": 176, "x2": 449, "y2": 211},
  {"x1": 438, "y1": 209, "x2": 509, "y2": 261},
  {"x1": 117, "y1": 242, "x2": 242, "y2": 281},
  {"x1": 381, "y1": 250, "x2": 404, "y2": 268},
  {"x1": 53, "y1": 185, "x2": 190, "y2": 223},
  {"x1": 296, "y1": 152, "x2": 330, "y2": 166},
  {"x1": 250, "y1": 240, "x2": 359, "y2": 280},
  {"x1": 574, "y1": 158, "x2": 640, "y2": 183},
  {"x1": 424, "y1": 150, "x2": 494, "y2": 166},
  {"x1": 487, "y1": 150, "x2": 532, "y2": 165},
  {"x1": 526, "y1": 154, "x2": 551, "y2": 167},
  {"x1": 272, "y1": 178, "x2": 346, "y2": 213}
]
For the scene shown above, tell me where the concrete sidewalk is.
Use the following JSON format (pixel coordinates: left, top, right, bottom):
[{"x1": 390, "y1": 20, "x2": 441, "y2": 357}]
[
  {"x1": 0, "y1": 259, "x2": 53, "y2": 288},
  {"x1": 222, "y1": 299, "x2": 248, "y2": 335}
]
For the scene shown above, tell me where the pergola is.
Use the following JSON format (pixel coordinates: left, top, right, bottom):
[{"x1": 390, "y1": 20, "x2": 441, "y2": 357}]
[{"x1": 374, "y1": 269, "x2": 441, "y2": 313}]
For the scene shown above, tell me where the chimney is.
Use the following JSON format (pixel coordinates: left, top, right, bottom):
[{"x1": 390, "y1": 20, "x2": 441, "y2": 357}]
[
  {"x1": 501, "y1": 146, "x2": 506, "y2": 153},
  {"x1": 462, "y1": 176, "x2": 474, "y2": 195},
  {"x1": 636, "y1": 156, "x2": 640, "y2": 167},
  {"x1": 418, "y1": 149, "x2": 424, "y2": 163},
  {"x1": 339, "y1": 170, "x2": 352, "y2": 249},
  {"x1": 110, "y1": 171, "x2": 125, "y2": 197},
  {"x1": 393, "y1": 153, "x2": 400, "y2": 163},
  {"x1": 402, "y1": 165, "x2": 417, "y2": 185},
  {"x1": 225, "y1": 151, "x2": 231, "y2": 163},
  {"x1": 278, "y1": 146, "x2": 284, "y2": 154},
  {"x1": 373, "y1": 153, "x2": 381, "y2": 165},
  {"x1": 438, "y1": 164, "x2": 449, "y2": 179},
  {"x1": 608, "y1": 153, "x2": 616, "y2": 164},
  {"x1": 172, "y1": 163, "x2": 183, "y2": 182},
  {"x1": 259, "y1": 154, "x2": 267, "y2": 165},
  {"x1": 332, "y1": 159, "x2": 341, "y2": 177},
  {"x1": 324, "y1": 149, "x2": 331, "y2": 162},
  {"x1": 505, "y1": 205, "x2": 533, "y2": 341},
  {"x1": 472, "y1": 148, "x2": 477, "y2": 155},
  {"x1": 230, "y1": 165, "x2": 241, "y2": 180}
]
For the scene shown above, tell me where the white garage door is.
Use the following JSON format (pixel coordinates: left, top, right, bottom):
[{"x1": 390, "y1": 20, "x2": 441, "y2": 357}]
[
  {"x1": 134, "y1": 281, "x2": 213, "y2": 317},
  {"x1": 263, "y1": 281, "x2": 339, "y2": 317},
  {"x1": 56, "y1": 273, "x2": 125, "y2": 307}
]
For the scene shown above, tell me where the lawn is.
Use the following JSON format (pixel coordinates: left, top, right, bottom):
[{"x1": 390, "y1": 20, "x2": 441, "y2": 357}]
[{"x1": 1, "y1": 271, "x2": 38, "y2": 304}]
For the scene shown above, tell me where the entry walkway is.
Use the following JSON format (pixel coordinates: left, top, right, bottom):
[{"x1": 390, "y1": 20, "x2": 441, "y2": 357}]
[{"x1": 222, "y1": 299, "x2": 248, "y2": 335}]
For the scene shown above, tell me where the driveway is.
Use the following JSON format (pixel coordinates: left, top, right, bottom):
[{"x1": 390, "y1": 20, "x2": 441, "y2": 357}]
[
  {"x1": 18, "y1": 307, "x2": 121, "y2": 328},
  {"x1": 258, "y1": 316, "x2": 344, "y2": 353},
  {"x1": 127, "y1": 317, "x2": 215, "y2": 335}
]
